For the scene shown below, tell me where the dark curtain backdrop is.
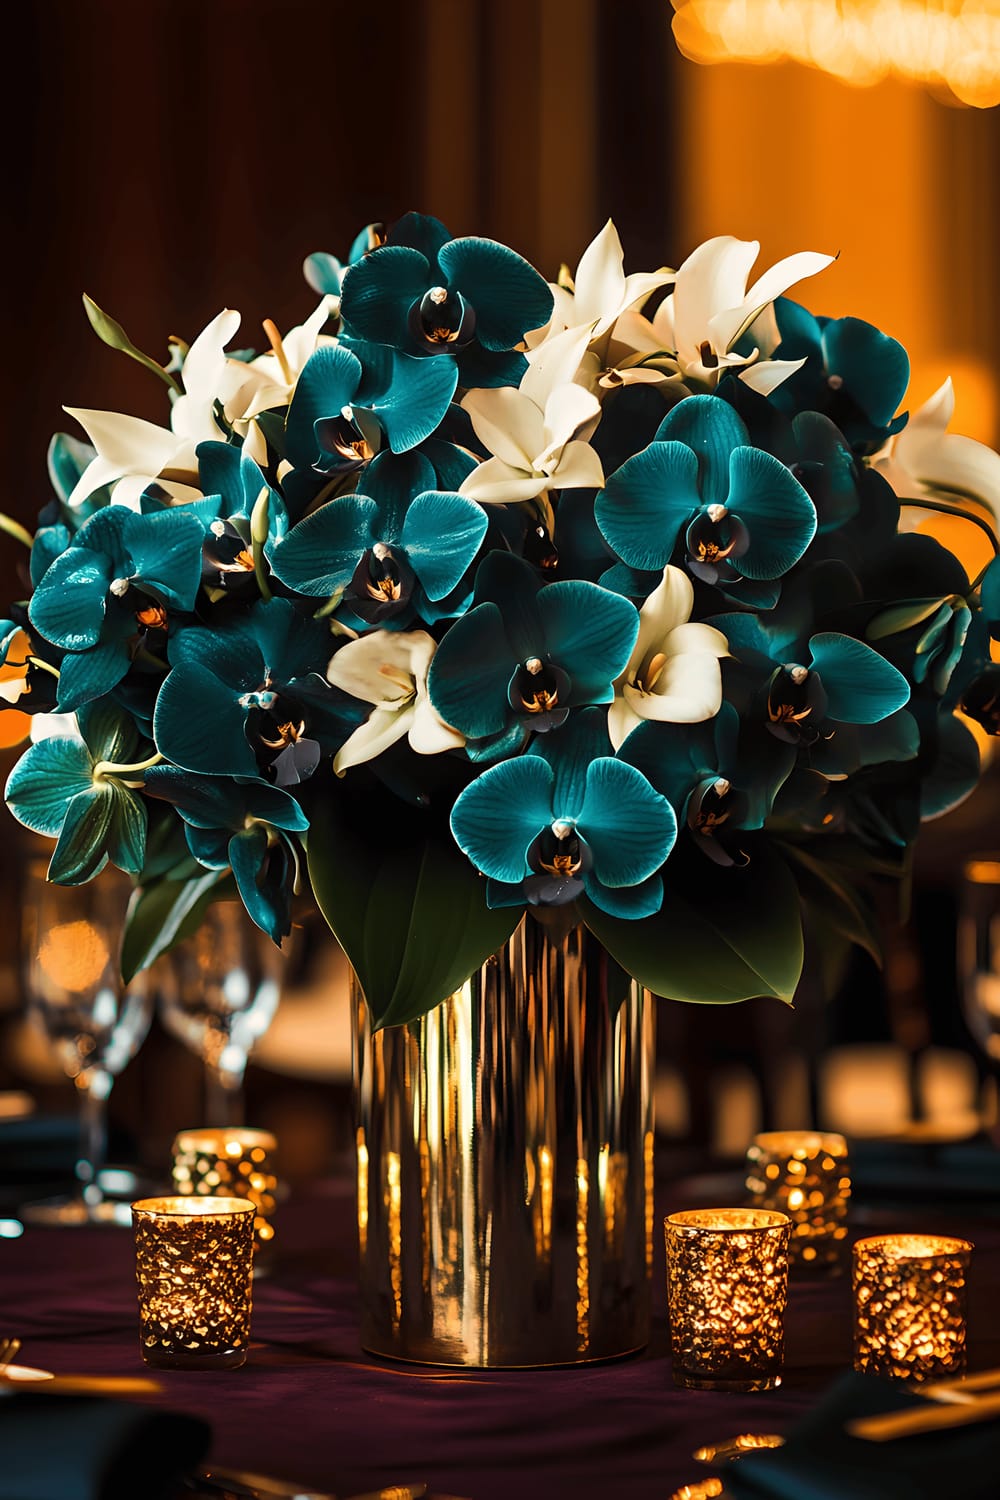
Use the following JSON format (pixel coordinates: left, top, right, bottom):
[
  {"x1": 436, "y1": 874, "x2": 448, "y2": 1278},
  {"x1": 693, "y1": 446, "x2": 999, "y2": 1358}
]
[{"x1": 0, "y1": 0, "x2": 676, "y2": 584}]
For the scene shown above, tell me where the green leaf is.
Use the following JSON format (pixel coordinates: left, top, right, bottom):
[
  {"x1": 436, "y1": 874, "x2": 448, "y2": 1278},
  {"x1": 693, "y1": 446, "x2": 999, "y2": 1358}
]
[
  {"x1": 121, "y1": 868, "x2": 234, "y2": 983},
  {"x1": 307, "y1": 787, "x2": 522, "y2": 1029},
  {"x1": 256, "y1": 409, "x2": 288, "y2": 462},
  {"x1": 775, "y1": 839, "x2": 883, "y2": 967},
  {"x1": 582, "y1": 840, "x2": 804, "y2": 1004},
  {"x1": 82, "y1": 294, "x2": 180, "y2": 393}
]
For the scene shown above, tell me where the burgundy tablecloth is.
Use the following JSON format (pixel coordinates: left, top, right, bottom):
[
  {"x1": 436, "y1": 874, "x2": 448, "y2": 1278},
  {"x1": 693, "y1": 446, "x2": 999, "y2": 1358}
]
[{"x1": 1, "y1": 1167, "x2": 998, "y2": 1500}]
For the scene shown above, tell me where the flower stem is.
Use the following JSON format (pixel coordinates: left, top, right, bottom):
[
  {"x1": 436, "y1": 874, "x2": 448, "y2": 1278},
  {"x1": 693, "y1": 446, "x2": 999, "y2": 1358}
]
[
  {"x1": 27, "y1": 656, "x2": 60, "y2": 679},
  {"x1": 92, "y1": 750, "x2": 164, "y2": 779},
  {"x1": 900, "y1": 497, "x2": 1000, "y2": 557},
  {"x1": 0, "y1": 513, "x2": 33, "y2": 549}
]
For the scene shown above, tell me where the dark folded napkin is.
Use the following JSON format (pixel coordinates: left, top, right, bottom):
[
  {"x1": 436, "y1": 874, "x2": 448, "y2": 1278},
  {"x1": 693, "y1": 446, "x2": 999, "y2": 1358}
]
[
  {"x1": 0, "y1": 1393, "x2": 211, "y2": 1500},
  {"x1": 0, "y1": 1115, "x2": 78, "y2": 1185},
  {"x1": 851, "y1": 1137, "x2": 1000, "y2": 1210},
  {"x1": 725, "y1": 1371, "x2": 1000, "y2": 1500}
]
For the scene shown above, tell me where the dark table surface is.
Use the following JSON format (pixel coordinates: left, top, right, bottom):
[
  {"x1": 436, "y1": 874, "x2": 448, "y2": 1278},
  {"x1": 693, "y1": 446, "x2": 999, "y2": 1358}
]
[{"x1": 2, "y1": 1154, "x2": 999, "y2": 1500}]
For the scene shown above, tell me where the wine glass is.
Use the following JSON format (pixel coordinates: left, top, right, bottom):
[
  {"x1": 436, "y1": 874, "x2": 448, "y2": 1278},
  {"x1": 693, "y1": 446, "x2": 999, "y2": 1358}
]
[
  {"x1": 21, "y1": 858, "x2": 153, "y2": 1224},
  {"x1": 957, "y1": 855, "x2": 1000, "y2": 1142},
  {"x1": 155, "y1": 901, "x2": 283, "y2": 1127}
]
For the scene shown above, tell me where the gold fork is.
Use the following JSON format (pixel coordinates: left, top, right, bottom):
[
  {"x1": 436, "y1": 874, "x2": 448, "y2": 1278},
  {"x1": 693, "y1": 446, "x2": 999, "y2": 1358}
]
[{"x1": 0, "y1": 1339, "x2": 21, "y2": 1372}]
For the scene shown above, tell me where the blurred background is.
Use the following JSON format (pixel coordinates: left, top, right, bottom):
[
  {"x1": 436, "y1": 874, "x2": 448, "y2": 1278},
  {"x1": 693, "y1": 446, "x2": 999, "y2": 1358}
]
[{"x1": 1, "y1": 0, "x2": 999, "y2": 1191}]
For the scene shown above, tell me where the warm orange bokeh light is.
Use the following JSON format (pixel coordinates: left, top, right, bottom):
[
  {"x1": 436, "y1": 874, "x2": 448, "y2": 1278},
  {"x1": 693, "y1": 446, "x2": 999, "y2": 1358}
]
[
  {"x1": 672, "y1": 1, "x2": 1000, "y2": 109},
  {"x1": 0, "y1": 628, "x2": 31, "y2": 750}
]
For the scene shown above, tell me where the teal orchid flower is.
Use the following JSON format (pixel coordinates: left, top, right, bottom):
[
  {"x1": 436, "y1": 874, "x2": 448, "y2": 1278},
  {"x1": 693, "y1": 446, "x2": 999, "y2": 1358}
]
[
  {"x1": 427, "y1": 552, "x2": 640, "y2": 760},
  {"x1": 284, "y1": 340, "x2": 461, "y2": 479},
  {"x1": 594, "y1": 395, "x2": 817, "y2": 596},
  {"x1": 268, "y1": 451, "x2": 488, "y2": 627},
  {"x1": 4, "y1": 700, "x2": 151, "y2": 883},
  {"x1": 191, "y1": 441, "x2": 288, "y2": 597},
  {"x1": 152, "y1": 598, "x2": 360, "y2": 786},
  {"x1": 28, "y1": 504, "x2": 204, "y2": 712},
  {"x1": 620, "y1": 704, "x2": 794, "y2": 868},
  {"x1": 769, "y1": 299, "x2": 910, "y2": 455},
  {"x1": 339, "y1": 212, "x2": 554, "y2": 389},
  {"x1": 450, "y1": 709, "x2": 676, "y2": 916},
  {"x1": 715, "y1": 605, "x2": 914, "y2": 779},
  {"x1": 143, "y1": 768, "x2": 308, "y2": 942}
]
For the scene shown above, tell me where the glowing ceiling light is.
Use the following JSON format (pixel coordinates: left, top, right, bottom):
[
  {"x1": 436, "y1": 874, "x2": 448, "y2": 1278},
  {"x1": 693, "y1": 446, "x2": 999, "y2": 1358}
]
[{"x1": 671, "y1": 0, "x2": 1000, "y2": 108}]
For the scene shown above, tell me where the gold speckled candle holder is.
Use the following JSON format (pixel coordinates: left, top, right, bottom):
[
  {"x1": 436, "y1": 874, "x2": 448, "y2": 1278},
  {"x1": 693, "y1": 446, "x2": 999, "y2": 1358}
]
[
  {"x1": 665, "y1": 1208, "x2": 791, "y2": 1392},
  {"x1": 132, "y1": 1196, "x2": 255, "y2": 1369},
  {"x1": 852, "y1": 1233, "x2": 972, "y2": 1382},
  {"x1": 171, "y1": 1128, "x2": 278, "y2": 1252},
  {"x1": 745, "y1": 1130, "x2": 851, "y2": 1275}
]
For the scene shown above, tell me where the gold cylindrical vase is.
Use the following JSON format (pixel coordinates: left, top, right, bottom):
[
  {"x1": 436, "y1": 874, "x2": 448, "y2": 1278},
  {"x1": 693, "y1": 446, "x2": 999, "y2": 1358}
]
[{"x1": 353, "y1": 918, "x2": 654, "y2": 1367}]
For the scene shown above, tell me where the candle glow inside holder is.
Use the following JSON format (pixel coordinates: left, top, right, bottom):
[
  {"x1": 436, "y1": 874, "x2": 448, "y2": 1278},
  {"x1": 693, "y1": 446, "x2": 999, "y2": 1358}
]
[
  {"x1": 132, "y1": 1196, "x2": 255, "y2": 1369},
  {"x1": 171, "y1": 1127, "x2": 278, "y2": 1250},
  {"x1": 853, "y1": 1233, "x2": 972, "y2": 1382},
  {"x1": 665, "y1": 1208, "x2": 791, "y2": 1392},
  {"x1": 745, "y1": 1130, "x2": 850, "y2": 1274}
]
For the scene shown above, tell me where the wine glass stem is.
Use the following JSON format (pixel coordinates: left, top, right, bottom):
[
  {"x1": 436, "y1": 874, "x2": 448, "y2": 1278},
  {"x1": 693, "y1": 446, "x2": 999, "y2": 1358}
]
[
  {"x1": 207, "y1": 1067, "x2": 245, "y2": 1129},
  {"x1": 76, "y1": 1070, "x2": 111, "y2": 1205}
]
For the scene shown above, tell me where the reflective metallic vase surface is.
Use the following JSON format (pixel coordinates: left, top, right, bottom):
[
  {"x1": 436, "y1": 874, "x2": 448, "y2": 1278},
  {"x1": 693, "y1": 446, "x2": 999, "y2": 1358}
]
[{"x1": 353, "y1": 918, "x2": 654, "y2": 1366}]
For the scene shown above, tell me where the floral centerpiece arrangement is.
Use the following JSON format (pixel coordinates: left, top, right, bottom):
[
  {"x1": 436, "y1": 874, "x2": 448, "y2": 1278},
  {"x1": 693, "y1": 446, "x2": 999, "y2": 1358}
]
[{"x1": 4, "y1": 215, "x2": 1000, "y2": 1027}]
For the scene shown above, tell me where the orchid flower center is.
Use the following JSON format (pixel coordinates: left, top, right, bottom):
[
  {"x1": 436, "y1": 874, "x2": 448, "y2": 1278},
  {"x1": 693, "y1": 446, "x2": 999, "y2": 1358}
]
[
  {"x1": 687, "y1": 504, "x2": 742, "y2": 564},
  {"x1": 364, "y1": 544, "x2": 405, "y2": 603},
  {"x1": 408, "y1": 286, "x2": 477, "y2": 351},
  {"x1": 513, "y1": 657, "x2": 560, "y2": 714},
  {"x1": 768, "y1": 663, "x2": 812, "y2": 726},
  {"x1": 691, "y1": 777, "x2": 733, "y2": 835},
  {"x1": 259, "y1": 718, "x2": 306, "y2": 751},
  {"x1": 109, "y1": 577, "x2": 130, "y2": 598},
  {"x1": 535, "y1": 820, "x2": 587, "y2": 880},
  {"x1": 134, "y1": 602, "x2": 168, "y2": 631}
]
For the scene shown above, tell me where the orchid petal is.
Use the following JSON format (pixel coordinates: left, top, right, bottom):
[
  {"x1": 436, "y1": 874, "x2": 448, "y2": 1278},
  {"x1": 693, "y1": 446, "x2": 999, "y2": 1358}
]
[
  {"x1": 579, "y1": 759, "x2": 676, "y2": 886},
  {"x1": 450, "y1": 755, "x2": 556, "y2": 882}
]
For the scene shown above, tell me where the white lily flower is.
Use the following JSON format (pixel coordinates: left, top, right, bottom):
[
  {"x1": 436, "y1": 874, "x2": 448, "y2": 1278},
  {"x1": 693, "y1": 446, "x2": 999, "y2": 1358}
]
[
  {"x1": 546, "y1": 220, "x2": 674, "y2": 340},
  {"x1": 220, "y1": 297, "x2": 335, "y2": 427},
  {"x1": 65, "y1": 308, "x2": 241, "y2": 509},
  {"x1": 618, "y1": 236, "x2": 833, "y2": 394},
  {"x1": 608, "y1": 566, "x2": 729, "y2": 750},
  {"x1": 459, "y1": 335, "x2": 605, "y2": 505},
  {"x1": 329, "y1": 630, "x2": 464, "y2": 775},
  {"x1": 873, "y1": 378, "x2": 1000, "y2": 525}
]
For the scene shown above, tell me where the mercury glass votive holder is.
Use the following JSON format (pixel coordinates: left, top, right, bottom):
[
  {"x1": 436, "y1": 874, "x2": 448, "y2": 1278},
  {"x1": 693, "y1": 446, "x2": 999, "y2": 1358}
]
[
  {"x1": 132, "y1": 1196, "x2": 255, "y2": 1370},
  {"x1": 665, "y1": 1208, "x2": 791, "y2": 1392},
  {"x1": 852, "y1": 1233, "x2": 972, "y2": 1382},
  {"x1": 171, "y1": 1127, "x2": 278, "y2": 1251},
  {"x1": 745, "y1": 1130, "x2": 851, "y2": 1274}
]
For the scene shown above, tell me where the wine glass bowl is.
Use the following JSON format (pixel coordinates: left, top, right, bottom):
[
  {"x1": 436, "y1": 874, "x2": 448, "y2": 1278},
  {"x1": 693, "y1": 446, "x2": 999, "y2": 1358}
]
[
  {"x1": 20, "y1": 858, "x2": 153, "y2": 1222},
  {"x1": 957, "y1": 856, "x2": 1000, "y2": 1140},
  {"x1": 155, "y1": 901, "x2": 283, "y2": 1126}
]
